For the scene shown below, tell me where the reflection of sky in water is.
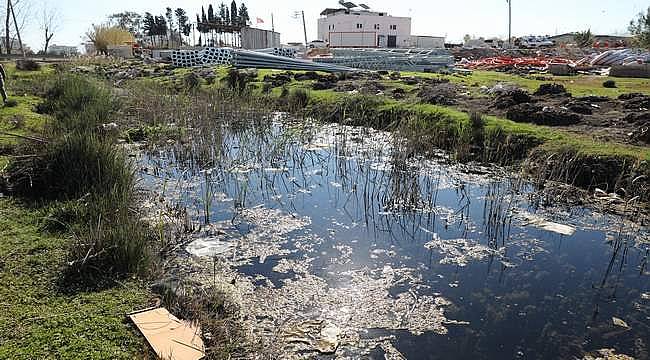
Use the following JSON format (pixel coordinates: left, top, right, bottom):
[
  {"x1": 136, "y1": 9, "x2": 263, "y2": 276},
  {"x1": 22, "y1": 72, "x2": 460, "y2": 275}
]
[{"x1": 139, "y1": 121, "x2": 650, "y2": 359}]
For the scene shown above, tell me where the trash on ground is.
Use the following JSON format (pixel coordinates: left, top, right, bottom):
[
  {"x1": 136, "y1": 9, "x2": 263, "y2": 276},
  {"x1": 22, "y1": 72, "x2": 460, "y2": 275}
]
[{"x1": 129, "y1": 307, "x2": 205, "y2": 360}]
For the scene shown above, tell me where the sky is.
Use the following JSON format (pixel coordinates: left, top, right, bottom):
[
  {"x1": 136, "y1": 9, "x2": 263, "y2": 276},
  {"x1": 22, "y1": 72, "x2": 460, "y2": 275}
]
[{"x1": 14, "y1": 0, "x2": 650, "y2": 52}]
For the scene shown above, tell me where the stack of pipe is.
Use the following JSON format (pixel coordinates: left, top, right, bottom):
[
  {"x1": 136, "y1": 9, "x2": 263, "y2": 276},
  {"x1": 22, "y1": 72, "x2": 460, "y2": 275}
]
[
  {"x1": 254, "y1": 47, "x2": 298, "y2": 58},
  {"x1": 313, "y1": 48, "x2": 454, "y2": 72},
  {"x1": 171, "y1": 47, "x2": 353, "y2": 72}
]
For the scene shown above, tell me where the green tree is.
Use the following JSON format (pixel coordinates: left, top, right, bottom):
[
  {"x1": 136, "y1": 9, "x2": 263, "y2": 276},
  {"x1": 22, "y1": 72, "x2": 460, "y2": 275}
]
[
  {"x1": 629, "y1": 6, "x2": 650, "y2": 48},
  {"x1": 573, "y1": 29, "x2": 593, "y2": 48},
  {"x1": 230, "y1": 0, "x2": 238, "y2": 26},
  {"x1": 238, "y1": 3, "x2": 250, "y2": 26},
  {"x1": 142, "y1": 12, "x2": 155, "y2": 45},
  {"x1": 208, "y1": 4, "x2": 216, "y2": 24},
  {"x1": 108, "y1": 12, "x2": 142, "y2": 36},
  {"x1": 165, "y1": 7, "x2": 174, "y2": 45},
  {"x1": 219, "y1": 3, "x2": 228, "y2": 24},
  {"x1": 175, "y1": 8, "x2": 191, "y2": 42}
]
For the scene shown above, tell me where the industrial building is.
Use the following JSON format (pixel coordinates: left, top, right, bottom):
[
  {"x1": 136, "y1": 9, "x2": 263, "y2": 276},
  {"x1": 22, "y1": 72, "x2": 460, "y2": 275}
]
[
  {"x1": 317, "y1": 3, "x2": 443, "y2": 49},
  {"x1": 241, "y1": 27, "x2": 281, "y2": 50},
  {"x1": 318, "y1": 5, "x2": 411, "y2": 48}
]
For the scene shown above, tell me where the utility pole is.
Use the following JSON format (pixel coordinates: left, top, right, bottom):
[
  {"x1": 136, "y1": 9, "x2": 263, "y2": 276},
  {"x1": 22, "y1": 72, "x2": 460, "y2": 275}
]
[
  {"x1": 301, "y1": 11, "x2": 308, "y2": 46},
  {"x1": 271, "y1": 13, "x2": 275, "y2": 33},
  {"x1": 507, "y1": 0, "x2": 512, "y2": 48}
]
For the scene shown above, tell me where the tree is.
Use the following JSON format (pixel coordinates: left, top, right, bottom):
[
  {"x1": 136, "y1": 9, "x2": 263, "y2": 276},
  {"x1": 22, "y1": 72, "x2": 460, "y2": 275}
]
[
  {"x1": 175, "y1": 8, "x2": 190, "y2": 44},
  {"x1": 629, "y1": 6, "x2": 650, "y2": 48},
  {"x1": 142, "y1": 12, "x2": 155, "y2": 45},
  {"x1": 218, "y1": 3, "x2": 227, "y2": 24},
  {"x1": 108, "y1": 11, "x2": 142, "y2": 36},
  {"x1": 4, "y1": 0, "x2": 30, "y2": 55},
  {"x1": 40, "y1": 3, "x2": 59, "y2": 54},
  {"x1": 230, "y1": 0, "x2": 238, "y2": 26},
  {"x1": 207, "y1": 4, "x2": 215, "y2": 24},
  {"x1": 225, "y1": 8, "x2": 230, "y2": 26},
  {"x1": 573, "y1": 29, "x2": 594, "y2": 48},
  {"x1": 165, "y1": 7, "x2": 174, "y2": 45},
  {"x1": 238, "y1": 3, "x2": 249, "y2": 27}
]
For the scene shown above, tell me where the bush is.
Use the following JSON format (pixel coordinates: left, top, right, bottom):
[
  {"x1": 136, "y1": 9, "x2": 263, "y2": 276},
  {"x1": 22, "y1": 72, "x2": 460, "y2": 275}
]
[
  {"x1": 9, "y1": 133, "x2": 134, "y2": 200},
  {"x1": 36, "y1": 76, "x2": 118, "y2": 135},
  {"x1": 223, "y1": 68, "x2": 257, "y2": 94},
  {"x1": 603, "y1": 80, "x2": 617, "y2": 88},
  {"x1": 287, "y1": 88, "x2": 309, "y2": 110},
  {"x1": 3, "y1": 99, "x2": 18, "y2": 107}
]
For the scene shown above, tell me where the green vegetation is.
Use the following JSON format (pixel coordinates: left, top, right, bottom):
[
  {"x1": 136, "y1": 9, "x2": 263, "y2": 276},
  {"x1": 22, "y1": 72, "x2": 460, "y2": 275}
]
[
  {"x1": 1, "y1": 63, "x2": 154, "y2": 358},
  {"x1": 0, "y1": 200, "x2": 149, "y2": 359},
  {"x1": 433, "y1": 70, "x2": 650, "y2": 98}
]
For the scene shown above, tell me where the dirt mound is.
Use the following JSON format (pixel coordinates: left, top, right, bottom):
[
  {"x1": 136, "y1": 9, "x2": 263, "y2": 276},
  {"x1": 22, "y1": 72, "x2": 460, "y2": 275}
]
[
  {"x1": 492, "y1": 89, "x2": 533, "y2": 109},
  {"x1": 619, "y1": 93, "x2": 650, "y2": 110},
  {"x1": 506, "y1": 104, "x2": 581, "y2": 126},
  {"x1": 15, "y1": 59, "x2": 41, "y2": 71},
  {"x1": 576, "y1": 96, "x2": 610, "y2": 103},
  {"x1": 565, "y1": 101, "x2": 593, "y2": 115},
  {"x1": 312, "y1": 81, "x2": 336, "y2": 90},
  {"x1": 294, "y1": 72, "x2": 320, "y2": 81},
  {"x1": 417, "y1": 83, "x2": 458, "y2": 106},
  {"x1": 263, "y1": 73, "x2": 293, "y2": 88},
  {"x1": 632, "y1": 126, "x2": 650, "y2": 144},
  {"x1": 623, "y1": 112, "x2": 650, "y2": 125},
  {"x1": 534, "y1": 83, "x2": 569, "y2": 96}
]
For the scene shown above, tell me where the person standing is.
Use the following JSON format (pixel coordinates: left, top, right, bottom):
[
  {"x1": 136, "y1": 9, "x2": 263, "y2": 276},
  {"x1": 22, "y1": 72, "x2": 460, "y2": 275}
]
[{"x1": 0, "y1": 63, "x2": 7, "y2": 104}]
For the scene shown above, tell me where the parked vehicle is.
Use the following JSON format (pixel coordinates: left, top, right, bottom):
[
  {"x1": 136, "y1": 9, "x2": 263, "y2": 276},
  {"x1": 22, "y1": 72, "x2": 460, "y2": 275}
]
[
  {"x1": 308, "y1": 40, "x2": 328, "y2": 49},
  {"x1": 516, "y1": 36, "x2": 555, "y2": 49}
]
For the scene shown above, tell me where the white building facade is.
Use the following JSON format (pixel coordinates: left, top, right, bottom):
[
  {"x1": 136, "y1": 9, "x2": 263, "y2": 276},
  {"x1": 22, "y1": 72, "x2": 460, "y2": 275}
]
[{"x1": 317, "y1": 8, "x2": 412, "y2": 48}]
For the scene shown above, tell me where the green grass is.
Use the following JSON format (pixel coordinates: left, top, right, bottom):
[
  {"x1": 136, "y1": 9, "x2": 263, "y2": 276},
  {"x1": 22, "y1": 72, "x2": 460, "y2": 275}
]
[
  {"x1": 402, "y1": 70, "x2": 650, "y2": 98},
  {"x1": 0, "y1": 199, "x2": 149, "y2": 359}
]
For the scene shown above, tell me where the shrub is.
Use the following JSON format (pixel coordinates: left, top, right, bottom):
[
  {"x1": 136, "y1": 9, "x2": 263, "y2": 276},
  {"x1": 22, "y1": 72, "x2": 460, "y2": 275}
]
[
  {"x1": 37, "y1": 75, "x2": 117, "y2": 134},
  {"x1": 603, "y1": 80, "x2": 617, "y2": 88},
  {"x1": 287, "y1": 88, "x2": 309, "y2": 110}
]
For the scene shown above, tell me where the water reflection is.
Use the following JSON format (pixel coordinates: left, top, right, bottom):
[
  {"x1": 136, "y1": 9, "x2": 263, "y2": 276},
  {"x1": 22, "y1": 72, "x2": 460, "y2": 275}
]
[{"x1": 139, "y1": 115, "x2": 649, "y2": 359}]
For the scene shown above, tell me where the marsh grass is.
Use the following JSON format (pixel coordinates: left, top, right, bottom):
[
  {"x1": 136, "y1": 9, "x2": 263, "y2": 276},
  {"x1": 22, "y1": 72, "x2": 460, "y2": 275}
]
[{"x1": 6, "y1": 74, "x2": 155, "y2": 282}]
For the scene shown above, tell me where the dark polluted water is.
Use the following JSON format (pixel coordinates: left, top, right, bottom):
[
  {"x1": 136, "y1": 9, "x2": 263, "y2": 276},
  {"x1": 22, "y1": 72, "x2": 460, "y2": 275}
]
[{"x1": 138, "y1": 116, "x2": 649, "y2": 359}]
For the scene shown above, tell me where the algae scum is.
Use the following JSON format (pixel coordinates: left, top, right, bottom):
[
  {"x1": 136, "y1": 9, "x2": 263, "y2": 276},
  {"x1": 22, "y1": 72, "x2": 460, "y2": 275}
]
[{"x1": 138, "y1": 114, "x2": 649, "y2": 359}]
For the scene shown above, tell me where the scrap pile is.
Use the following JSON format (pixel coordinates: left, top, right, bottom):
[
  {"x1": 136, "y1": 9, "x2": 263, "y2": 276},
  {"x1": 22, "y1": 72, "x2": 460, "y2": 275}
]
[
  {"x1": 577, "y1": 49, "x2": 650, "y2": 67},
  {"x1": 171, "y1": 47, "x2": 353, "y2": 72},
  {"x1": 457, "y1": 56, "x2": 574, "y2": 71},
  {"x1": 313, "y1": 48, "x2": 455, "y2": 72}
]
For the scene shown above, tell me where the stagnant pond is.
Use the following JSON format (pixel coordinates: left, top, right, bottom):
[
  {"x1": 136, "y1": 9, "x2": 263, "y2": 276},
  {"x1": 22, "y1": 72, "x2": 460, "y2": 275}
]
[{"x1": 138, "y1": 114, "x2": 649, "y2": 359}]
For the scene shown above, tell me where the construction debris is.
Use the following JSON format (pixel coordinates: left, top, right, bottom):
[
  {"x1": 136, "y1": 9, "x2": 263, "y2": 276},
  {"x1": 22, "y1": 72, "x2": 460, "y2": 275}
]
[{"x1": 129, "y1": 307, "x2": 206, "y2": 360}]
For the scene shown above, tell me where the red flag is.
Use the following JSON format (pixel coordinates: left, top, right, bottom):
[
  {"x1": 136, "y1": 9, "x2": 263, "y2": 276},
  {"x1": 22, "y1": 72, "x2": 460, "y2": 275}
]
[{"x1": 256, "y1": 17, "x2": 264, "y2": 24}]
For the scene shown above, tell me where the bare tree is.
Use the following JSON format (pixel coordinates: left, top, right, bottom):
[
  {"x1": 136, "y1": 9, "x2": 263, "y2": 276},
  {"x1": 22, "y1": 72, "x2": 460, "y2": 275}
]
[
  {"x1": 40, "y1": 1, "x2": 59, "y2": 53},
  {"x1": 4, "y1": 0, "x2": 30, "y2": 55}
]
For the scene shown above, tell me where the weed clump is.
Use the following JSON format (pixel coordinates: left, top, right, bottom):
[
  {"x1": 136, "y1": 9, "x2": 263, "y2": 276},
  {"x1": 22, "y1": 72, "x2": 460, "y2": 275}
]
[
  {"x1": 287, "y1": 88, "x2": 310, "y2": 110},
  {"x1": 603, "y1": 80, "x2": 617, "y2": 88},
  {"x1": 223, "y1": 68, "x2": 257, "y2": 94}
]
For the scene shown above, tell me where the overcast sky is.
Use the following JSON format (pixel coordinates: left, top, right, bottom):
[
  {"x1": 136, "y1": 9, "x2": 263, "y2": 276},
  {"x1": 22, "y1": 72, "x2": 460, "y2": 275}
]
[{"x1": 17, "y1": 0, "x2": 650, "y2": 51}]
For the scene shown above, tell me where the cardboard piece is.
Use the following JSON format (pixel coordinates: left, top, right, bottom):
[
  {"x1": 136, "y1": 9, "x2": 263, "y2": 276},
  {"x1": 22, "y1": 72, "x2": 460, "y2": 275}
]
[{"x1": 129, "y1": 308, "x2": 206, "y2": 360}]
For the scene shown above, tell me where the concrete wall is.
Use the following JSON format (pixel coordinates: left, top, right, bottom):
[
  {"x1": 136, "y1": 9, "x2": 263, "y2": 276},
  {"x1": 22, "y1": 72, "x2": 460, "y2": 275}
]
[
  {"x1": 241, "y1": 27, "x2": 281, "y2": 50},
  {"x1": 318, "y1": 12, "x2": 411, "y2": 48},
  {"x1": 409, "y1": 36, "x2": 445, "y2": 49}
]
